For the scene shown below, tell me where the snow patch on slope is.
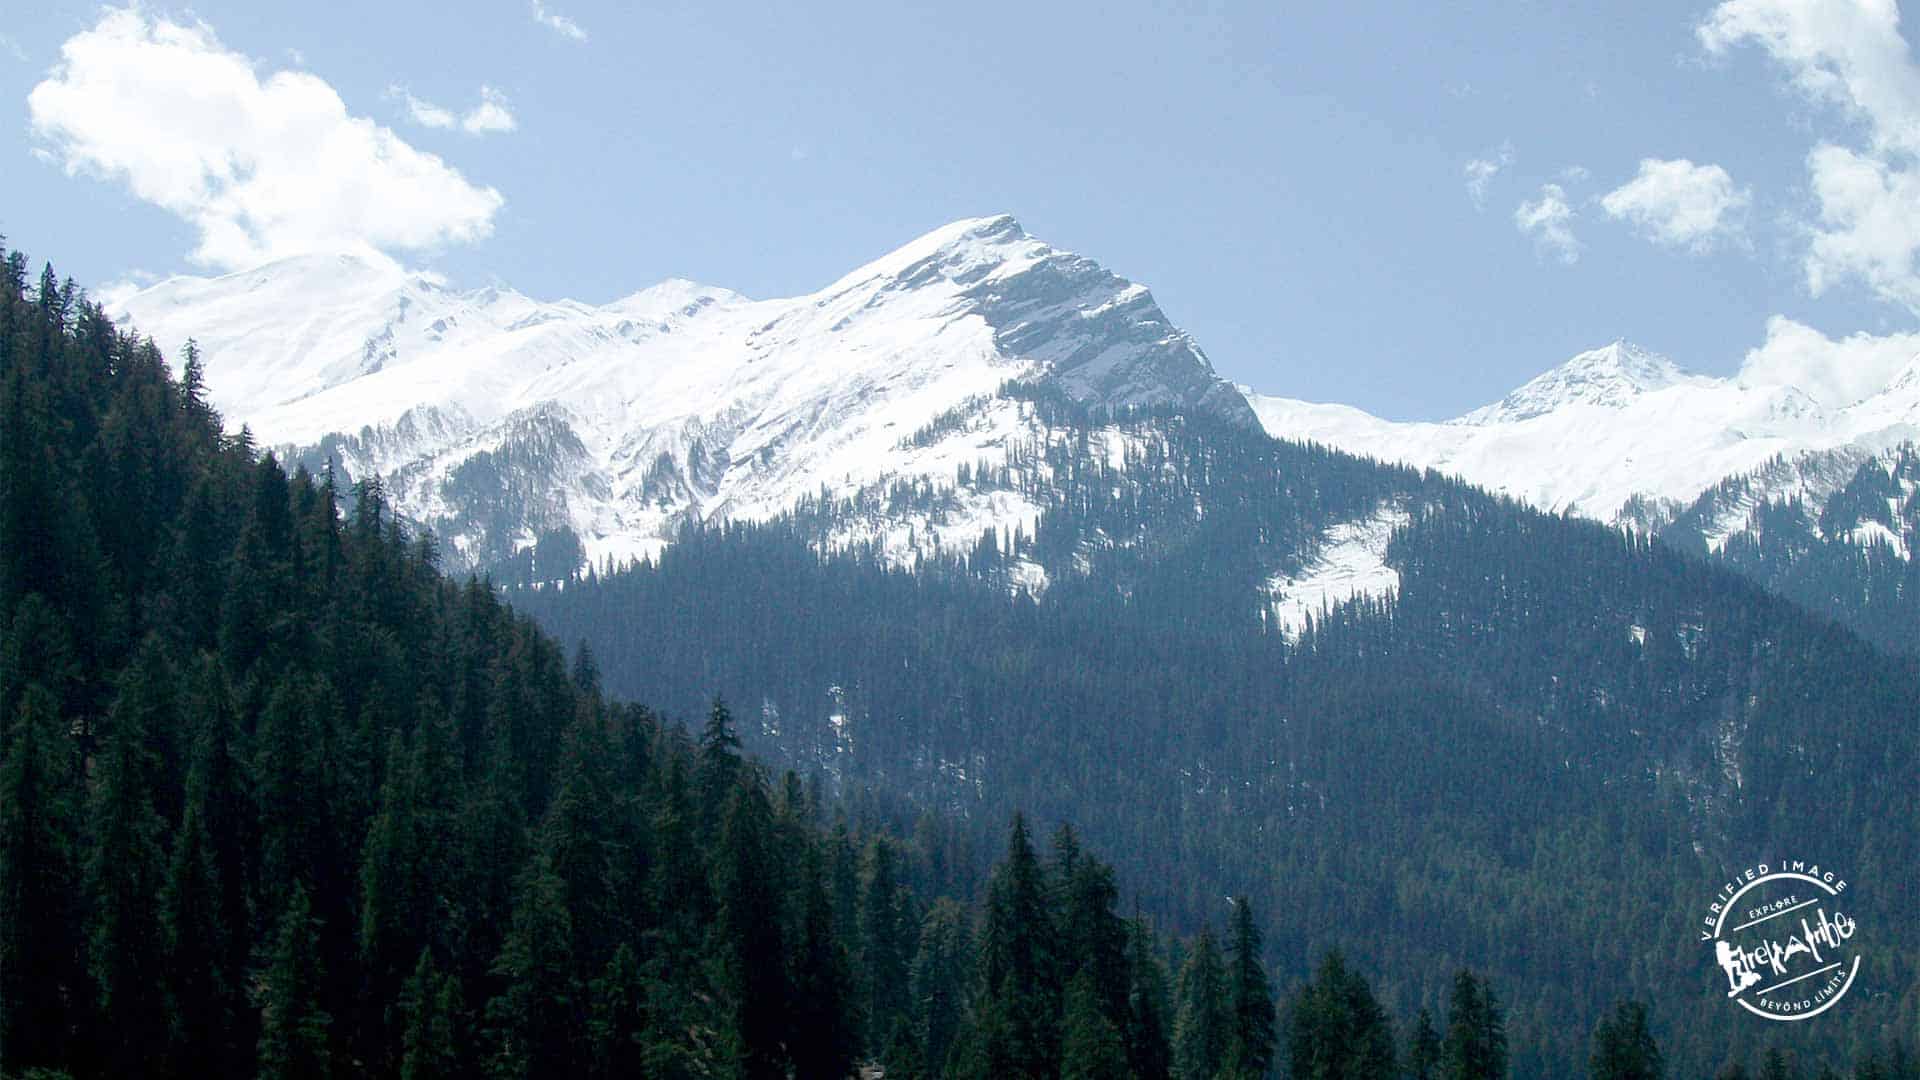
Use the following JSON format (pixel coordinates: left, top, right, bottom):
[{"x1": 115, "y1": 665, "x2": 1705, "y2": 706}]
[{"x1": 1267, "y1": 504, "x2": 1410, "y2": 637}]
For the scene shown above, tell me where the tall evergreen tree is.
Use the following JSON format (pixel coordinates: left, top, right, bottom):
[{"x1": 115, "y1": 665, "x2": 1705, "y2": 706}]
[
  {"x1": 711, "y1": 775, "x2": 789, "y2": 1080},
  {"x1": 1124, "y1": 917, "x2": 1175, "y2": 1080},
  {"x1": 697, "y1": 697, "x2": 742, "y2": 839},
  {"x1": 789, "y1": 844, "x2": 859, "y2": 1080},
  {"x1": 1590, "y1": 1000, "x2": 1663, "y2": 1080},
  {"x1": 911, "y1": 897, "x2": 975, "y2": 1077},
  {"x1": 486, "y1": 860, "x2": 581, "y2": 1079},
  {"x1": 971, "y1": 813, "x2": 1060, "y2": 1079},
  {"x1": 861, "y1": 835, "x2": 914, "y2": 1054},
  {"x1": 1441, "y1": 971, "x2": 1507, "y2": 1080},
  {"x1": 257, "y1": 884, "x2": 334, "y2": 1080},
  {"x1": 399, "y1": 950, "x2": 467, "y2": 1080},
  {"x1": 586, "y1": 944, "x2": 647, "y2": 1080},
  {"x1": 85, "y1": 671, "x2": 172, "y2": 1076},
  {"x1": 0, "y1": 684, "x2": 83, "y2": 1074},
  {"x1": 1173, "y1": 927, "x2": 1229, "y2": 1080},
  {"x1": 1285, "y1": 949, "x2": 1396, "y2": 1080},
  {"x1": 1407, "y1": 1008, "x2": 1443, "y2": 1080},
  {"x1": 1223, "y1": 897, "x2": 1276, "y2": 1080},
  {"x1": 1062, "y1": 970, "x2": 1132, "y2": 1080}
]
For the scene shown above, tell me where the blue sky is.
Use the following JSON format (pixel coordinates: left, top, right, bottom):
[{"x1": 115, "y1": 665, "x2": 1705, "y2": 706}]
[{"x1": 4, "y1": 1, "x2": 1918, "y2": 419}]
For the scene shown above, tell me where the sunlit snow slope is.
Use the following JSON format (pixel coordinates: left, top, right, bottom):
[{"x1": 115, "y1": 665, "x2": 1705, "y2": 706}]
[
  {"x1": 1243, "y1": 340, "x2": 1920, "y2": 532},
  {"x1": 115, "y1": 216, "x2": 1252, "y2": 574}
]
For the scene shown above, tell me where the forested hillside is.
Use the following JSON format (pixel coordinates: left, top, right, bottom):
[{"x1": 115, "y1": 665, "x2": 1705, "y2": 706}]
[
  {"x1": 0, "y1": 244, "x2": 1304, "y2": 1080},
  {"x1": 5, "y1": 236, "x2": 1915, "y2": 1080},
  {"x1": 1655, "y1": 447, "x2": 1920, "y2": 656},
  {"x1": 522, "y1": 393, "x2": 1920, "y2": 1079}
]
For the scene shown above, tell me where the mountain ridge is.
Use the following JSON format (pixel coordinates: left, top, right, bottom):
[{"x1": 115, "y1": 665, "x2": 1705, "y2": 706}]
[
  {"x1": 113, "y1": 215, "x2": 1252, "y2": 574},
  {"x1": 1244, "y1": 338, "x2": 1919, "y2": 525},
  {"x1": 113, "y1": 216, "x2": 1919, "y2": 609}
]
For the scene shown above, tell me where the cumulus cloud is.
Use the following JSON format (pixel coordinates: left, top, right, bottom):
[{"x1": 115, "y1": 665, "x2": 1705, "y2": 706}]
[
  {"x1": 1464, "y1": 140, "x2": 1514, "y2": 209},
  {"x1": 1700, "y1": 0, "x2": 1920, "y2": 310},
  {"x1": 531, "y1": 0, "x2": 589, "y2": 42},
  {"x1": 1736, "y1": 315, "x2": 1920, "y2": 407},
  {"x1": 28, "y1": 8, "x2": 504, "y2": 272},
  {"x1": 1514, "y1": 184, "x2": 1582, "y2": 264},
  {"x1": 394, "y1": 85, "x2": 518, "y2": 136},
  {"x1": 1600, "y1": 158, "x2": 1751, "y2": 253}
]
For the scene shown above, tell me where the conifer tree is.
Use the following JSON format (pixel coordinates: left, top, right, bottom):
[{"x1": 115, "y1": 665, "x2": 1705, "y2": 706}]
[
  {"x1": 1223, "y1": 897, "x2": 1276, "y2": 1080},
  {"x1": 257, "y1": 884, "x2": 334, "y2": 1080},
  {"x1": 587, "y1": 944, "x2": 647, "y2": 1080},
  {"x1": 1408, "y1": 1007, "x2": 1443, "y2": 1080},
  {"x1": 85, "y1": 673, "x2": 171, "y2": 1075},
  {"x1": 789, "y1": 845, "x2": 859, "y2": 1080},
  {"x1": 539, "y1": 706, "x2": 623, "y2": 972},
  {"x1": 1590, "y1": 1000, "x2": 1663, "y2": 1080},
  {"x1": 911, "y1": 897, "x2": 975, "y2": 1077},
  {"x1": 711, "y1": 775, "x2": 788, "y2": 1080},
  {"x1": 1285, "y1": 949, "x2": 1396, "y2": 1080},
  {"x1": 697, "y1": 696, "x2": 743, "y2": 838},
  {"x1": 399, "y1": 950, "x2": 466, "y2": 1080},
  {"x1": 828, "y1": 818, "x2": 862, "y2": 972},
  {"x1": 487, "y1": 860, "x2": 581, "y2": 1079},
  {"x1": 1441, "y1": 971, "x2": 1507, "y2": 1080},
  {"x1": 1124, "y1": 917, "x2": 1175, "y2": 1080},
  {"x1": 1062, "y1": 969, "x2": 1132, "y2": 1080},
  {"x1": 1174, "y1": 927, "x2": 1229, "y2": 1080},
  {"x1": 974, "y1": 813, "x2": 1060, "y2": 1078},
  {"x1": 163, "y1": 763, "x2": 237, "y2": 1077},
  {"x1": 0, "y1": 684, "x2": 83, "y2": 1073},
  {"x1": 862, "y1": 835, "x2": 914, "y2": 1053},
  {"x1": 1055, "y1": 835, "x2": 1130, "y2": 1033},
  {"x1": 882, "y1": 1017, "x2": 929, "y2": 1080}
]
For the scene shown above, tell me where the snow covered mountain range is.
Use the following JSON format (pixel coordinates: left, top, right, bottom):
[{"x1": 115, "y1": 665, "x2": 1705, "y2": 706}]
[
  {"x1": 1245, "y1": 340, "x2": 1919, "y2": 535},
  {"x1": 112, "y1": 215, "x2": 1917, "y2": 592},
  {"x1": 115, "y1": 215, "x2": 1250, "y2": 574}
]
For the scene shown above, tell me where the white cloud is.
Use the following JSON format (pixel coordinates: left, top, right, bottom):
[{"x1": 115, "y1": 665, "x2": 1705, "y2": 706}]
[
  {"x1": 1600, "y1": 158, "x2": 1751, "y2": 253},
  {"x1": 394, "y1": 84, "x2": 517, "y2": 136},
  {"x1": 1802, "y1": 142, "x2": 1920, "y2": 309},
  {"x1": 1736, "y1": 314, "x2": 1920, "y2": 407},
  {"x1": 1700, "y1": 0, "x2": 1920, "y2": 310},
  {"x1": 1464, "y1": 140, "x2": 1514, "y2": 209},
  {"x1": 1514, "y1": 183, "x2": 1582, "y2": 264},
  {"x1": 1560, "y1": 165, "x2": 1591, "y2": 183},
  {"x1": 1700, "y1": 0, "x2": 1920, "y2": 155},
  {"x1": 531, "y1": 0, "x2": 589, "y2": 42},
  {"x1": 0, "y1": 33, "x2": 27, "y2": 62},
  {"x1": 27, "y1": 8, "x2": 503, "y2": 272},
  {"x1": 462, "y1": 86, "x2": 517, "y2": 134},
  {"x1": 395, "y1": 88, "x2": 459, "y2": 129}
]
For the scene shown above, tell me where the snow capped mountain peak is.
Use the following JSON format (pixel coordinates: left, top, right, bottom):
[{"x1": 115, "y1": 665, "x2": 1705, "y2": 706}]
[
  {"x1": 605, "y1": 277, "x2": 746, "y2": 320},
  {"x1": 1459, "y1": 340, "x2": 1693, "y2": 426},
  {"x1": 1244, "y1": 335, "x2": 1920, "y2": 529},
  {"x1": 111, "y1": 215, "x2": 1250, "y2": 574}
]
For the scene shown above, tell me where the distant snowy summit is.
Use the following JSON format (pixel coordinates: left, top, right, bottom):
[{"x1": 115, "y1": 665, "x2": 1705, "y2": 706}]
[
  {"x1": 1457, "y1": 341, "x2": 1702, "y2": 426},
  {"x1": 112, "y1": 215, "x2": 1919, "y2": 581},
  {"x1": 1243, "y1": 338, "x2": 1919, "y2": 531},
  {"x1": 113, "y1": 215, "x2": 1251, "y2": 575}
]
